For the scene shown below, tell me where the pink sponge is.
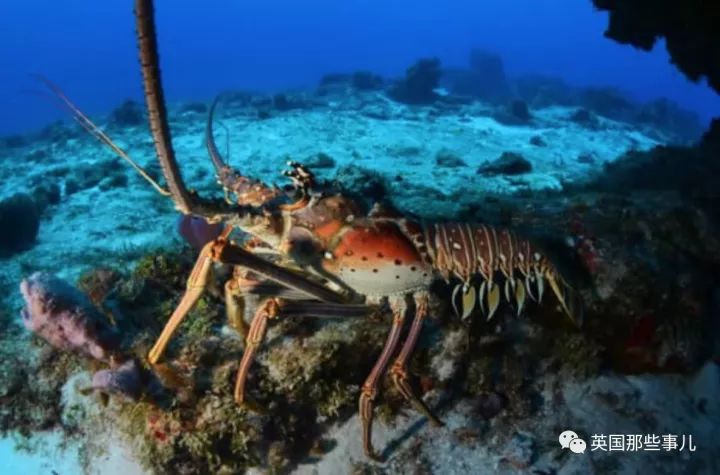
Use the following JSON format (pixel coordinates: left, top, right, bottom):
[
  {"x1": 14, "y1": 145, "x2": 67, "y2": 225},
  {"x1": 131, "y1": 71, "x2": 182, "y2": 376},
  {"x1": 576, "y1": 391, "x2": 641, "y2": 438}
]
[
  {"x1": 91, "y1": 359, "x2": 143, "y2": 401},
  {"x1": 20, "y1": 272, "x2": 120, "y2": 361}
]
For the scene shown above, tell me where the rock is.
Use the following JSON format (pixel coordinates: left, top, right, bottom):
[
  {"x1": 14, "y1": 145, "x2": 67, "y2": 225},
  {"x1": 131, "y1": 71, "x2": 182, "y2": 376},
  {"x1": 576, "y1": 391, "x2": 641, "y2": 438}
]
[
  {"x1": 702, "y1": 117, "x2": 720, "y2": 147},
  {"x1": 32, "y1": 183, "x2": 61, "y2": 214},
  {"x1": 441, "y1": 50, "x2": 513, "y2": 103},
  {"x1": 304, "y1": 152, "x2": 336, "y2": 169},
  {"x1": 26, "y1": 149, "x2": 49, "y2": 163},
  {"x1": 361, "y1": 104, "x2": 391, "y2": 120},
  {"x1": 501, "y1": 432, "x2": 535, "y2": 469},
  {"x1": 580, "y1": 87, "x2": 635, "y2": 120},
  {"x1": 529, "y1": 135, "x2": 546, "y2": 147},
  {"x1": 388, "y1": 58, "x2": 442, "y2": 104},
  {"x1": 273, "y1": 93, "x2": 311, "y2": 111},
  {"x1": 515, "y1": 74, "x2": 578, "y2": 107},
  {"x1": 0, "y1": 193, "x2": 40, "y2": 258},
  {"x1": 65, "y1": 178, "x2": 80, "y2": 195},
  {"x1": 319, "y1": 73, "x2": 351, "y2": 88},
  {"x1": 38, "y1": 120, "x2": 79, "y2": 143},
  {"x1": 509, "y1": 99, "x2": 531, "y2": 121},
  {"x1": 272, "y1": 93, "x2": 292, "y2": 111},
  {"x1": 577, "y1": 152, "x2": 597, "y2": 164},
  {"x1": 20, "y1": 272, "x2": 121, "y2": 361},
  {"x1": 569, "y1": 108, "x2": 600, "y2": 128},
  {"x1": 98, "y1": 172, "x2": 128, "y2": 191},
  {"x1": 476, "y1": 391, "x2": 506, "y2": 419},
  {"x1": 435, "y1": 149, "x2": 466, "y2": 168},
  {"x1": 317, "y1": 73, "x2": 351, "y2": 96},
  {"x1": 634, "y1": 98, "x2": 704, "y2": 143},
  {"x1": 333, "y1": 164, "x2": 388, "y2": 205},
  {"x1": 351, "y1": 71, "x2": 383, "y2": 90},
  {"x1": 446, "y1": 49, "x2": 513, "y2": 103},
  {"x1": 477, "y1": 152, "x2": 532, "y2": 176},
  {"x1": 0, "y1": 134, "x2": 29, "y2": 149},
  {"x1": 68, "y1": 161, "x2": 125, "y2": 193},
  {"x1": 588, "y1": 139, "x2": 719, "y2": 196},
  {"x1": 593, "y1": 0, "x2": 720, "y2": 94},
  {"x1": 493, "y1": 99, "x2": 533, "y2": 125},
  {"x1": 109, "y1": 100, "x2": 145, "y2": 127}
]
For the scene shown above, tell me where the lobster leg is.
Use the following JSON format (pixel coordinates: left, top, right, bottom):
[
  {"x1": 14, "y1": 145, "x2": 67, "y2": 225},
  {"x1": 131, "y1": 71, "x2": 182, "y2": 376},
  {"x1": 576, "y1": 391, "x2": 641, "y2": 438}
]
[
  {"x1": 149, "y1": 232, "x2": 350, "y2": 364},
  {"x1": 224, "y1": 279, "x2": 249, "y2": 339},
  {"x1": 390, "y1": 292, "x2": 443, "y2": 427},
  {"x1": 234, "y1": 298, "x2": 371, "y2": 407},
  {"x1": 234, "y1": 297, "x2": 279, "y2": 408},
  {"x1": 360, "y1": 296, "x2": 407, "y2": 461},
  {"x1": 147, "y1": 229, "x2": 230, "y2": 364},
  {"x1": 217, "y1": 242, "x2": 348, "y2": 303}
]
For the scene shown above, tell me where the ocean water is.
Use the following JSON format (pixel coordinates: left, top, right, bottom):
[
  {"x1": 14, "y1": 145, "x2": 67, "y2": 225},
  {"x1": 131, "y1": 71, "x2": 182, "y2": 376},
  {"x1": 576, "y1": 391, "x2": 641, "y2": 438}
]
[{"x1": 0, "y1": 1, "x2": 718, "y2": 474}]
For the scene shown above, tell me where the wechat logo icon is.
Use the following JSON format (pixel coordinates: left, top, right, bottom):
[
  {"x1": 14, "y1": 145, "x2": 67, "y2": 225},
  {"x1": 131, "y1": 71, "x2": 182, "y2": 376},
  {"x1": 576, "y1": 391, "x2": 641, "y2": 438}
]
[{"x1": 559, "y1": 430, "x2": 586, "y2": 454}]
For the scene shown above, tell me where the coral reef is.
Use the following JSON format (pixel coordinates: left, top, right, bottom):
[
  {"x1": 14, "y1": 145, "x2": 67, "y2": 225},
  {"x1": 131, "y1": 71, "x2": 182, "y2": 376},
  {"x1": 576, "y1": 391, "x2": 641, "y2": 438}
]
[
  {"x1": 388, "y1": 58, "x2": 442, "y2": 105},
  {"x1": 514, "y1": 74, "x2": 703, "y2": 142},
  {"x1": 442, "y1": 50, "x2": 513, "y2": 104},
  {"x1": 0, "y1": 193, "x2": 40, "y2": 258},
  {"x1": 109, "y1": 99, "x2": 145, "y2": 128}
]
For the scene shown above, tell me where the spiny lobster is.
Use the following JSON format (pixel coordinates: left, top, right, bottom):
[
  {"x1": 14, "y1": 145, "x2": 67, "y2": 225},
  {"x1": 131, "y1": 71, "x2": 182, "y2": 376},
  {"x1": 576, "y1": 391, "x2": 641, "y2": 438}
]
[{"x1": 47, "y1": 0, "x2": 582, "y2": 460}]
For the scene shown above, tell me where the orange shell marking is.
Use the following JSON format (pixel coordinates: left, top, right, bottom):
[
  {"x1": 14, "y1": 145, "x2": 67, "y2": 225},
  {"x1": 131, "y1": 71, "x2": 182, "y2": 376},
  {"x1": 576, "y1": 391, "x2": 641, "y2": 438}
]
[{"x1": 324, "y1": 222, "x2": 432, "y2": 296}]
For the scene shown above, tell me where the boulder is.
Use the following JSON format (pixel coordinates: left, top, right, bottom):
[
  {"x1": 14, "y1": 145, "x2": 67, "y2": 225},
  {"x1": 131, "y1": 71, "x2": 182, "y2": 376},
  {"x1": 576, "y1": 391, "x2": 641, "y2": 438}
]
[
  {"x1": 0, "y1": 193, "x2": 40, "y2": 258},
  {"x1": 388, "y1": 58, "x2": 442, "y2": 104},
  {"x1": 477, "y1": 152, "x2": 532, "y2": 176}
]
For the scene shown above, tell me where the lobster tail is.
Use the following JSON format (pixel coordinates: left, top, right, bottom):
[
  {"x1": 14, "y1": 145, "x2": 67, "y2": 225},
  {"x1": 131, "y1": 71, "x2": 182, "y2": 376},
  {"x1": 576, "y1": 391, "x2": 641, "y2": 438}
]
[
  {"x1": 544, "y1": 269, "x2": 583, "y2": 326},
  {"x1": 427, "y1": 223, "x2": 581, "y2": 325}
]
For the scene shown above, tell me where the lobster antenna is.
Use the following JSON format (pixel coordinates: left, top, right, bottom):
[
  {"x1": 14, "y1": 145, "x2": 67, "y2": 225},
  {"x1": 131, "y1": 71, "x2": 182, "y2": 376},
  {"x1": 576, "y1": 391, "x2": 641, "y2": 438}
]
[
  {"x1": 34, "y1": 76, "x2": 171, "y2": 197},
  {"x1": 135, "y1": 0, "x2": 195, "y2": 214}
]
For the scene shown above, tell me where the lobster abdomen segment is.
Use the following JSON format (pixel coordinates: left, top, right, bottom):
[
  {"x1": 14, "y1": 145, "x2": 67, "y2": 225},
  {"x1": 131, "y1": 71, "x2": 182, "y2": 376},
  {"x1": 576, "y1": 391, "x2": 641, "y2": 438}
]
[{"x1": 424, "y1": 223, "x2": 579, "y2": 323}]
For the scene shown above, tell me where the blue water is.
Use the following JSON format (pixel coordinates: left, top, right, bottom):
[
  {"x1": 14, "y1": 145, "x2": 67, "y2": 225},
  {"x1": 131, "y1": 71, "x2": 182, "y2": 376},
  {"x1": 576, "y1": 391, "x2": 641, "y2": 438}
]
[{"x1": 1, "y1": 0, "x2": 717, "y2": 136}]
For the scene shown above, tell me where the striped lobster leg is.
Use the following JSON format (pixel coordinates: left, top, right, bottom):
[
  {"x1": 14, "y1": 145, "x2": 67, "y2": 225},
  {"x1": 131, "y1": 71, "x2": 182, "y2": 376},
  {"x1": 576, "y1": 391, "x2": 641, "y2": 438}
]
[{"x1": 426, "y1": 223, "x2": 581, "y2": 325}]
